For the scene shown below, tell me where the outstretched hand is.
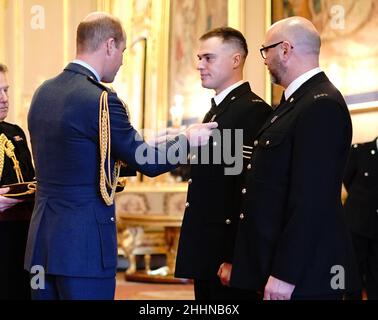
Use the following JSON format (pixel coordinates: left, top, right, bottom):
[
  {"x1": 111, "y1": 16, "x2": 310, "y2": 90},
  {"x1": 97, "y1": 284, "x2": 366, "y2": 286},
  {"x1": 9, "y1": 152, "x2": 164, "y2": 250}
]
[{"x1": 184, "y1": 122, "x2": 218, "y2": 147}]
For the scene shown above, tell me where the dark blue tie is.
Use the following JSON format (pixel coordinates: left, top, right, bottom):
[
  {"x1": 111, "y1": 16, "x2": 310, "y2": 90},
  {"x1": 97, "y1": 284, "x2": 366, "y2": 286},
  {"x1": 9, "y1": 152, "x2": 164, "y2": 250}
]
[{"x1": 203, "y1": 98, "x2": 217, "y2": 123}]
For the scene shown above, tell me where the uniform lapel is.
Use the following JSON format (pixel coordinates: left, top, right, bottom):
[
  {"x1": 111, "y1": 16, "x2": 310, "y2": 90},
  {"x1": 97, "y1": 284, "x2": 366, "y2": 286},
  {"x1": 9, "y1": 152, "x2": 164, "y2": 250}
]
[{"x1": 212, "y1": 82, "x2": 253, "y2": 121}]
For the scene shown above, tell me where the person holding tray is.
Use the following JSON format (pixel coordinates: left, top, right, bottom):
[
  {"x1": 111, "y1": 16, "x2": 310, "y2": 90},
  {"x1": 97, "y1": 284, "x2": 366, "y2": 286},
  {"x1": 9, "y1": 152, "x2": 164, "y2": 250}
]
[{"x1": 0, "y1": 63, "x2": 35, "y2": 300}]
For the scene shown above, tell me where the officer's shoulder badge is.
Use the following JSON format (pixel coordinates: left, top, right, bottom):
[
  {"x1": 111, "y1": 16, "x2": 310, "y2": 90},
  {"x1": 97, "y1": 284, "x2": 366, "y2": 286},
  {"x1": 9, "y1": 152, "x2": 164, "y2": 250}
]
[
  {"x1": 314, "y1": 93, "x2": 329, "y2": 99},
  {"x1": 352, "y1": 143, "x2": 359, "y2": 149},
  {"x1": 13, "y1": 135, "x2": 24, "y2": 142}
]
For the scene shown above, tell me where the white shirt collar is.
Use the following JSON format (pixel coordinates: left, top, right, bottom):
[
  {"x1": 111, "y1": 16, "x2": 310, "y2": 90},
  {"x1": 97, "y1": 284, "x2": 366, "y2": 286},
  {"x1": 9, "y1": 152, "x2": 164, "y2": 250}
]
[
  {"x1": 72, "y1": 60, "x2": 101, "y2": 82},
  {"x1": 285, "y1": 67, "x2": 322, "y2": 100},
  {"x1": 213, "y1": 80, "x2": 245, "y2": 106}
]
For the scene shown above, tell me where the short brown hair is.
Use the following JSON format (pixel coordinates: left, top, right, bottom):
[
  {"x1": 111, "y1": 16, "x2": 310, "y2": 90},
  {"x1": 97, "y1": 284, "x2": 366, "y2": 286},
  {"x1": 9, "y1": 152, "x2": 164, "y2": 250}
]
[
  {"x1": 200, "y1": 27, "x2": 248, "y2": 59},
  {"x1": 77, "y1": 15, "x2": 125, "y2": 53},
  {"x1": 0, "y1": 63, "x2": 8, "y2": 73}
]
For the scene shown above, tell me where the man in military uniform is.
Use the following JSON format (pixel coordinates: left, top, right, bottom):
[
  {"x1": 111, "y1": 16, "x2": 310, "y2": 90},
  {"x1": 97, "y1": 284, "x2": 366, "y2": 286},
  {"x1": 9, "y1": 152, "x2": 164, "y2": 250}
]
[
  {"x1": 0, "y1": 63, "x2": 35, "y2": 300},
  {"x1": 25, "y1": 12, "x2": 216, "y2": 300},
  {"x1": 344, "y1": 137, "x2": 378, "y2": 299},
  {"x1": 175, "y1": 27, "x2": 271, "y2": 300},
  {"x1": 221, "y1": 17, "x2": 360, "y2": 299}
]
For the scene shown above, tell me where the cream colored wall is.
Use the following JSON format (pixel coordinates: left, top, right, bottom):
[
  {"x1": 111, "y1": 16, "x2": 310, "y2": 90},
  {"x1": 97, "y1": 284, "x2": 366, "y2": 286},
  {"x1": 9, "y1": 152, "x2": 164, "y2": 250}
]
[
  {"x1": 0, "y1": 0, "x2": 97, "y2": 133},
  {"x1": 243, "y1": 0, "x2": 269, "y2": 102}
]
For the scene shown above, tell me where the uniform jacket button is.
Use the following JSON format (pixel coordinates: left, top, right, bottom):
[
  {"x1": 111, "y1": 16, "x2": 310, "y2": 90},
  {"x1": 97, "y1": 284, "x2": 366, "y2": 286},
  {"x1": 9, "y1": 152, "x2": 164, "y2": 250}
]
[
  {"x1": 188, "y1": 179, "x2": 193, "y2": 185},
  {"x1": 364, "y1": 172, "x2": 369, "y2": 177},
  {"x1": 225, "y1": 219, "x2": 231, "y2": 225},
  {"x1": 247, "y1": 164, "x2": 252, "y2": 170},
  {"x1": 242, "y1": 188, "x2": 247, "y2": 194},
  {"x1": 185, "y1": 202, "x2": 190, "y2": 208},
  {"x1": 254, "y1": 140, "x2": 258, "y2": 147},
  {"x1": 240, "y1": 213, "x2": 245, "y2": 220},
  {"x1": 110, "y1": 217, "x2": 115, "y2": 222}
]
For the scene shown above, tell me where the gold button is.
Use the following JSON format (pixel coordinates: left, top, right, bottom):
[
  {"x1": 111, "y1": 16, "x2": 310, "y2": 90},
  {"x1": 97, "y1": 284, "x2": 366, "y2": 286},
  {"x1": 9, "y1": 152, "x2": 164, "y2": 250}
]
[
  {"x1": 254, "y1": 140, "x2": 258, "y2": 147},
  {"x1": 225, "y1": 219, "x2": 231, "y2": 225},
  {"x1": 242, "y1": 188, "x2": 247, "y2": 194},
  {"x1": 185, "y1": 202, "x2": 190, "y2": 208},
  {"x1": 188, "y1": 179, "x2": 193, "y2": 184},
  {"x1": 240, "y1": 213, "x2": 245, "y2": 220},
  {"x1": 247, "y1": 164, "x2": 252, "y2": 170}
]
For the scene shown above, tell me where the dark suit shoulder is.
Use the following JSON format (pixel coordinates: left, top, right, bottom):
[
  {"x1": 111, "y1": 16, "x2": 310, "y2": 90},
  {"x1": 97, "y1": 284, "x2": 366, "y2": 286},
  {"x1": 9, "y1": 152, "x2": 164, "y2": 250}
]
[
  {"x1": 86, "y1": 76, "x2": 111, "y2": 93},
  {"x1": 0, "y1": 121, "x2": 26, "y2": 136}
]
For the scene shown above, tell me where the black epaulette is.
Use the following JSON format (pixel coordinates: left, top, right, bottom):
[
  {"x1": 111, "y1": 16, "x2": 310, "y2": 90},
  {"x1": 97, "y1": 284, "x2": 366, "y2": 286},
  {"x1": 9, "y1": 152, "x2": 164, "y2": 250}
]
[{"x1": 86, "y1": 76, "x2": 111, "y2": 92}]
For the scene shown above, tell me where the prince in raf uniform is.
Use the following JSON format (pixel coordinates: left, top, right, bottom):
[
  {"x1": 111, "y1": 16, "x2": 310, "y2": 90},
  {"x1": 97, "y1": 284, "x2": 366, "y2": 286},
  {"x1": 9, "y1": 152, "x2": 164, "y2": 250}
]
[{"x1": 25, "y1": 12, "x2": 216, "y2": 300}]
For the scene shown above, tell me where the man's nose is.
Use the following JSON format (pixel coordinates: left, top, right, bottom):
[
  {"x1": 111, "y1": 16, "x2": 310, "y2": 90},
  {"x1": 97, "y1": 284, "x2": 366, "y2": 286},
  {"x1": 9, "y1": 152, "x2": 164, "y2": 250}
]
[
  {"x1": 197, "y1": 60, "x2": 205, "y2": 70},
  {"x1": 0, "y1": 90, "x2": 8, "y2": 102}
]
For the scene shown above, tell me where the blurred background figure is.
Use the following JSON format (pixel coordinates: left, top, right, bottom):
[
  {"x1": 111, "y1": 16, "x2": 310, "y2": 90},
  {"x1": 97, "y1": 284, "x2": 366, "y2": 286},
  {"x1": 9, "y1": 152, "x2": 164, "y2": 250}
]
[{"x1": 343, "y1": 137, "x2": 378, "y2": 300}]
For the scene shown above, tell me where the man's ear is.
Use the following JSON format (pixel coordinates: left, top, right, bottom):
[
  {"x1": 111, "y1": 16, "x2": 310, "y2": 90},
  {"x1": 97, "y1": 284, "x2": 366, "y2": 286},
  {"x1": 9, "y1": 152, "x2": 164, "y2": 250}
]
[
  {"x1": 105, "y1": 38, "x2": 116, "y2": 56},
  {"x1": 281, "y1": 41, "x2": 293, "y2": 61},
  {"x1": 232, "y1": 53, "x2": 242, "y2": 69}
]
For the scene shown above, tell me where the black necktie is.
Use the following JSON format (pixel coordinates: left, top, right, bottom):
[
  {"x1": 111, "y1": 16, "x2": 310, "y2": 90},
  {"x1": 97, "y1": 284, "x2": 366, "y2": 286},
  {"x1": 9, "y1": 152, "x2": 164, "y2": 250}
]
[{"x1": 203, "y1": 98, "x2": 217, "y2": 123}]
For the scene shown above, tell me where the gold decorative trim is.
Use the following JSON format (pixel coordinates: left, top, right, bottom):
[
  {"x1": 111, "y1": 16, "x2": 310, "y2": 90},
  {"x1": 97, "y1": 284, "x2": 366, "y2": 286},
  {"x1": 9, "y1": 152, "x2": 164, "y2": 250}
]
[
  {"x1": 228, "y1": 0, "x2": 246, "y2": 32},
  {"x1": 13, "y1": 0, "x2": 24, "y2": 122},
  {"x1": 265, "y1": 0, "x2": 272, "y2": 104},
  {"x1": 63, "y1": 0, "x2": 69, "y2": 65}
]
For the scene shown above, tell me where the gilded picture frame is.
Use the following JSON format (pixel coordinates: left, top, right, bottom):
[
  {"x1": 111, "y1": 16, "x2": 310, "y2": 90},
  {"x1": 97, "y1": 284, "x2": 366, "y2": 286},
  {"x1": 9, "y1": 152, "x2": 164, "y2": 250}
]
[
  {"x1": 270, "y1": 0, "x2": 378, "y2": 114},
  {"x1": 168, "y1": 0, "x2": 245, "y2": 126}
]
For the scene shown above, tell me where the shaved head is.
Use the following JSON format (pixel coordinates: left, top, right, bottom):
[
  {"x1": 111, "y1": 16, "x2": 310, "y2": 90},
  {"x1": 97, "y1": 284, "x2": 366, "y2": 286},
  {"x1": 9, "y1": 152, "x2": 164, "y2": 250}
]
[{"x1": 268, "y1": 16, "x2": 321, "y2": 56}]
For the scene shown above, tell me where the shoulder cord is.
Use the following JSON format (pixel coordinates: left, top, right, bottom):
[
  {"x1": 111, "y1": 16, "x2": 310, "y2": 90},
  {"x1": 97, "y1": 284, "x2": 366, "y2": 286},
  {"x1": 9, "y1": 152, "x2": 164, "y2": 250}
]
[
  {"x1": 0, "y1": 133, "x2": 24, "y2": 183},
  {"x1": 99, "y1": 91, "x2": 121, "y2": 206}
]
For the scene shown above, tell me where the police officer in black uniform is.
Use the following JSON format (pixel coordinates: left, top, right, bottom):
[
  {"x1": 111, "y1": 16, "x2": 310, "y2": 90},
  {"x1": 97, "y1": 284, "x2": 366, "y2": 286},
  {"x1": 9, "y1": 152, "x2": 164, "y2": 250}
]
[
  {"x1": 344, "y1": 137, "x2": 378, "y2": 299},
  {"x1": 0, "y1": 63, "x2": 35, "y2": 300}
]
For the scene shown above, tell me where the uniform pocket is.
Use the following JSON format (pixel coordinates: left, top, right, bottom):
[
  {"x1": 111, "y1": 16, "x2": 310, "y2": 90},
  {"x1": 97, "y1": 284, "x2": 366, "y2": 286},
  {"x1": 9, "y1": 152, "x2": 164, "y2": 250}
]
[{"x1": 95, "y1": 206, "x2": 117, "y2": 269}]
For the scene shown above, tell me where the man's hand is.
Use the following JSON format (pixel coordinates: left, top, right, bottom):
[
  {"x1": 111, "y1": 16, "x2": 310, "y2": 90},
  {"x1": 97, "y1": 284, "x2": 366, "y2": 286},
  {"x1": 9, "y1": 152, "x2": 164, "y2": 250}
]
[
  {"x1": 184, "y1": 122, "x2": 218, "y2": 147},
  {"x1": 0, "y1": 187, "x2": 22, "y2": 213},
  {"x1": 146, "y1": 127, "x2": 183, "y2": 146},
  {"x1": 217, "y1": 262, "x2": 232, "y2": 287},
  {"x1": 264, "y1": 275, "x2": 295, "y2": 300}
]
